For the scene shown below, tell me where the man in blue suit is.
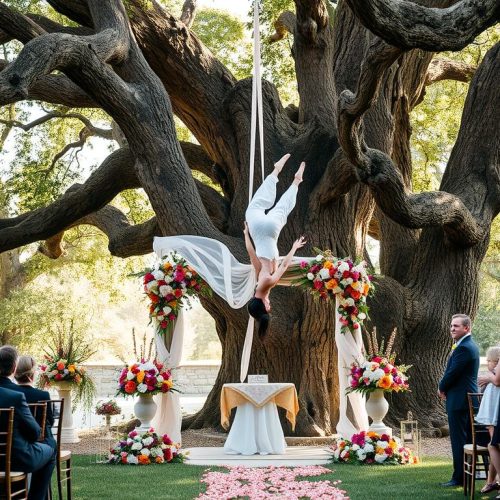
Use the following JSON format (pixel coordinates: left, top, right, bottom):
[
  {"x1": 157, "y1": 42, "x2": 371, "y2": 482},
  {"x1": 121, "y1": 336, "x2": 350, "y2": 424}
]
[
  {"x1": 438, "y1": 314, "x2": 480, "y2": 487},
  {"x1": 0, "y1": 346, "x2": 56, "y2": 500}
]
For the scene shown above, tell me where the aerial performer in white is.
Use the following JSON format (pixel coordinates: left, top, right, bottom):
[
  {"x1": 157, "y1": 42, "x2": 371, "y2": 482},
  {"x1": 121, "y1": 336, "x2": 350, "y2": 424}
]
[{"x1": 244, "y1": 153, "x2": 306, "y2": 339}]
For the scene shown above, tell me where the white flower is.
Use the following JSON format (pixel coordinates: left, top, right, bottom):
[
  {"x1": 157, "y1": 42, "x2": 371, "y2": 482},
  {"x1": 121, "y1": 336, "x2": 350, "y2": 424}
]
[
  {"x1": 126, "y1": 371, "x2": 135, "y2": 381},
  {"x1": 315, "y1": 254, "x2": 323, "y2": 262},
  {"x1": 358, "y1": 312, "x2": 366, "y2": 320},
  {"x1": 356, "y1": 450, "x2": 367, "y2": 461},
  {"x1": 307, "y1": 273, "x2": 315, "y2": 281},
  {"x1": 186, "y1": 272, "x2": 192, "y2": 278},
  {"x1": 340, "y1": 450, "x2": 349, "y2": 459},
  {"x1": 137, "y1": 383, "x2": 148, "y2": 393},
  {"x1": 164, "y1": 276, "x2": 173, "y2": 284},
  {"x1": 146, "y1": 281, "x2": 158, "y2": 292},
  {"x1": 127, "y1": 455, "x2": 138, "y2": 464},
  {"x1": 152, "y1": 270, "x2": 165, "y2": 280},
  {"x1": 126, "y1": 438, "x2": 133, "y2": 445},
  {"x1": 150, "y1": 447, "x2": 163, "y2": 458},
  {"x1": 352, "y1": 444, "x2": 360, "y2": 451},
  {"x1": 371, "y1": 368, "x2": 385, "y2": 381},
  {"x1": 363, "y1": 443, "x2": 374, "y2": 453},
  {"x1": 375, "y1": 453, "x2": 388, "y2": 463},
  {"x1": 142, "y1": 437, "x2": 154, "y2": 446},
  {"x1": 157, "y1": 375, "x2": 164, "y2": 383},
  {"x1": 141, "y1": 361, "x2": 155, "y2": 372},
  {"x1": 163, "y1": 306, "x2": 172, "y2": 315},
  {"x1": 140, "y1": 448, "x2": 151, "y2": 456},
  {"x1": 131, "y1": 442, "x2": 142, "y2": 451},
  {"x1": 344, "y1": 278, "x2": 353, "y2": 285},
  {"x1": 159, "y1": 285, "x2": 169, "y2": 297},
  {"x1": 338, "y1": 262, "x2": 350, "y2": 273},
  {"x1": 319, "y1": 268, "x2": 331, "y2": 280},
  {"x1": 345, "y1": 298, "x2": 355, "y2": 307},
  {"x1": 134, "y1": 434, "x2": 142, "y2": 441}
]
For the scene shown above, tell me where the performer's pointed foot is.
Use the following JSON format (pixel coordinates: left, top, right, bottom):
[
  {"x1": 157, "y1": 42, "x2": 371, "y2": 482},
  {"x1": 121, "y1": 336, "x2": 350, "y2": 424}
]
[
  {"x1": 273, "y1": 153, "x2": 291, "y2": 177},
  {"x1": 293, "y1": 162, "x2": 305, "y2": 184}
]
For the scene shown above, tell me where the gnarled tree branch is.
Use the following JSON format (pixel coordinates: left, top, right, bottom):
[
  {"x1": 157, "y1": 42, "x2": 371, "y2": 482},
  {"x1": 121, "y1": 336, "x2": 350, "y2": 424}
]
[
  {"x1": 180, "y1": 0, "x2": 198, "y2": 28},
  {"x1": 425, "y1": 58, "x2": 476, "y2": 85},
  {"x1": 359, "y1": 148, "x2": 486, "y2": 246},
  {"x1": 270, "y1": 11, "x2": 296, "y2": 42},
  {"x1": 344, "y1": 0, "x2": 500, "y2": 52},
  {"x1": 294, "y1": 0, "x2": 329, "y2": 43}
]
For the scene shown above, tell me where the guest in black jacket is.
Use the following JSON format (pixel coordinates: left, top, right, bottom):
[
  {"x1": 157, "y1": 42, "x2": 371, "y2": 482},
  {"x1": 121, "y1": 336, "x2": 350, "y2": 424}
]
[
  {"x1": 438, "y1": 314, "x2": 480, "y2": 487},
  {"x1": 11, "y1": 355, "x2": 56, "y2": 450},
  {"x1": 0, "y1": 346, "x2": 55, "y2": 500}
]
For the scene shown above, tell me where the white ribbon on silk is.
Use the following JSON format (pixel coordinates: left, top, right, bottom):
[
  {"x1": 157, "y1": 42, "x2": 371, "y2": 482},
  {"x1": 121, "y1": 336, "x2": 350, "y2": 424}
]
[
  {"x1": 151, "y1": 309, "x2": 185, "y2": 444},
  {"x1": 249, "y1": 0, "x2": 265, "y2": 203}
]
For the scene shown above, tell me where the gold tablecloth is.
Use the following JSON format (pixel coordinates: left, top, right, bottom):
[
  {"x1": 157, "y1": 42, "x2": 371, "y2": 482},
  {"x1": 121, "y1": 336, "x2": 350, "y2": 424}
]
[{"x1": 220, "y1": 383, "x2": 299, "y2": 431}]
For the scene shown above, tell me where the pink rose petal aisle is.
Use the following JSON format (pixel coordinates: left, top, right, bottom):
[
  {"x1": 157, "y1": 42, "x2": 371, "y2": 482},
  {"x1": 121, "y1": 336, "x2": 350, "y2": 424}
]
[{"x1": 198, "y1": 465, "x2": 348, "y2": 500}]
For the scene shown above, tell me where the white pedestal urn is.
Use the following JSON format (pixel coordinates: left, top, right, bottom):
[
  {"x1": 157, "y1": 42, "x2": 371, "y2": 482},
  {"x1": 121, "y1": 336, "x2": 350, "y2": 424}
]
[
  {"x1": 54, "y1": 381, "x2": 80, "y2": 444},
  {"x1": 134, "y1": 394, "x2": 158, "y2": 433},
  {"x1": 366, "y1": 389, "x2": 392, "y2": 437}
]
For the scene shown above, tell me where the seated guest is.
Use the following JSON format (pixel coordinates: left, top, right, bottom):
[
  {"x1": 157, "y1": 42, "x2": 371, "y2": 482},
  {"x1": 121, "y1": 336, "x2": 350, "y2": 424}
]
[
  {"x1": 13, "y1": 355, "x2": 56, "y2": 449},
  {"x1": 477, "y1": 346, "x2": 500, "y2": 494},
  {"x1": 0, "y1": 346, "x2": 55, "y2": 500}
]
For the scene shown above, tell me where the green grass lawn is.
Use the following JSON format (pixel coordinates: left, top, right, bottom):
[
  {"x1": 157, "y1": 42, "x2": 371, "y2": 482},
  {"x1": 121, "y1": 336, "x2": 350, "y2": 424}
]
[{"x1": 64, "y1": 455, "x2": 492, "y2": 500}]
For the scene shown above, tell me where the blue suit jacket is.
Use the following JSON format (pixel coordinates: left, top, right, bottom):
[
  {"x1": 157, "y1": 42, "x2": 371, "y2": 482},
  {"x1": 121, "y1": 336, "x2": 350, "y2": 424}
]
[
  {"x1": 0, "y1": 385, "x2": 51, "y2": 472},
  {"x1": 439, "y1": 335, "x2": 480, "y2": 411},
  {"x1": 0, "y1": 378, "x2": 56, "y2": 448}
]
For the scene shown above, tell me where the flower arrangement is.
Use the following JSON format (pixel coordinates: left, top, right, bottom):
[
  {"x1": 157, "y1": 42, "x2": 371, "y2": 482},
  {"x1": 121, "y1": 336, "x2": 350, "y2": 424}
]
[
  {"x1": 295, "y1": 249, "x2": 373, "y2": 334},
  {"x1": 118, "y1": 359, "x2": 174, "y2": 397},
  {"x1": 37, "y1": 322, "x2": 96, "y2": 410},
  {"x1": 108, "y1": 428, "x2": 185, "y2": 465},
  {"x1": 141, "y1": 253, "x2": 210, "y2": 337},
  {"x1": 95, "y1": 399, "x2": 121, "y2": 416},
  {"x1": 330, "y1": 431, "x2": 417, "y2": 465},
  {"x1": 347, "y1": 328, "x2": 410, "y2": 394}
]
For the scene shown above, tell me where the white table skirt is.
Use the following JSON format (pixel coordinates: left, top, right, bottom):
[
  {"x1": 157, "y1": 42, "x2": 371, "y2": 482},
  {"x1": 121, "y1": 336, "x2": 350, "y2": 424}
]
[{"x1": 223, "y1": 401, "x2": 286, "y2": 455}]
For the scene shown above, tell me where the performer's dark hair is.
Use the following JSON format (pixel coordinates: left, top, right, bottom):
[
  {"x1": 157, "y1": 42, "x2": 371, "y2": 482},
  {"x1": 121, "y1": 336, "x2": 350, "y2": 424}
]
[{"x1": 247, "y1": 297, "x2": 271, "y2": 340}]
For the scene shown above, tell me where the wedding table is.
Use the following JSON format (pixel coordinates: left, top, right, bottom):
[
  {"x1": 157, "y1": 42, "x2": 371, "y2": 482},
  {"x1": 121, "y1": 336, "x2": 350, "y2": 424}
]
[{"x1": 220, "y1": 382, "x2": 299, "y2": 455}]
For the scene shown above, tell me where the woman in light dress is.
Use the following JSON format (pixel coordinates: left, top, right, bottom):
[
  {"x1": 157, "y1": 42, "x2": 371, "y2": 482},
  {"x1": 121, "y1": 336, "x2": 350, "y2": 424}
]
[{"x1": 477, "y1": 346, "x2": 500, "y2": 495}]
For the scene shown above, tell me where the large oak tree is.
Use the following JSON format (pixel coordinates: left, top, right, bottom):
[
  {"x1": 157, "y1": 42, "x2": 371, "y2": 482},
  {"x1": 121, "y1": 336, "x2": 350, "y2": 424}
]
[{"x1": 0, "y1": 0, "x2": 498, "y2": 435}]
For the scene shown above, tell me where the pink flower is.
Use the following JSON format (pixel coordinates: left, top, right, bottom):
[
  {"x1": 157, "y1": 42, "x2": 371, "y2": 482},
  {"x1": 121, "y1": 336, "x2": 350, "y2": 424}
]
[{"x1": 300, "y1": 261, "x2": 307, "y2": 269}]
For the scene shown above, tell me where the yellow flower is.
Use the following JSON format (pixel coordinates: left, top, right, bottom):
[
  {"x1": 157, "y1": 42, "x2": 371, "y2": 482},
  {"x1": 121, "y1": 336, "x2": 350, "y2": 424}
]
[
  {"x1": 323, "y1": 260, "x2": 333, "y2": 269},
  {"x1": 68, "y1": 365, "x2": 76, "y2": 373},
  {"x1": 136, "y1": 371, "x2": 145, "y2": 384},
  {"x1": 389, "y1": 440, "x2": 397, "y2": 450},
  {"x1": 326, "y1": 279, "x2": 338, "y2": 290},
  {"x1": 163, "y1": 379, "x2": 173, "y2": 388}
]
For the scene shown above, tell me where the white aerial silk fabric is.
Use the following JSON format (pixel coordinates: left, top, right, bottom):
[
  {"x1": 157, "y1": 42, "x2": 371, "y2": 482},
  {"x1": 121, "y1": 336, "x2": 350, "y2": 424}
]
[
  {"x1": 152, "y1": 235, "x2": 368, "y2": 436},
  {"x1": 248, "y1": 0, "x2": 265, "y2": 202},
  {"x1": 151, "y1": 309, "x2": 185, "y2": 444}
]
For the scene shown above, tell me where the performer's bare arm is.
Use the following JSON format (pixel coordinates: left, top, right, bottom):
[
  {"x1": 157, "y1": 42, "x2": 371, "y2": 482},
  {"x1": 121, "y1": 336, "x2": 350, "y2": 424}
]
[
  {"x1": 272, "y1": 236, "x2": 306, "y2": 283},
  {"x1": 244, "y1": 222, "x2": 262, "y2": 275}
]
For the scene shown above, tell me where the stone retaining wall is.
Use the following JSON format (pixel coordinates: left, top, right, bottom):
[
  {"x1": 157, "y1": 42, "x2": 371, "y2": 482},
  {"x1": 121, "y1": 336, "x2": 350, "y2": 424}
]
[{"x1": 83, "y1": 360, "x2": 221, "y2": 397}]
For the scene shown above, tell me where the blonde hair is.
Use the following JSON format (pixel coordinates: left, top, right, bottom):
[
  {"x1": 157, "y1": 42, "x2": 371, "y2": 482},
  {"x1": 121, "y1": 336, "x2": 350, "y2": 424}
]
[
  {"x1": 14, "y1": 355, "x2": 37, "y2": 384},
  {"x1": 486, "y1": 346, "x2": 500, "y2": 363}
]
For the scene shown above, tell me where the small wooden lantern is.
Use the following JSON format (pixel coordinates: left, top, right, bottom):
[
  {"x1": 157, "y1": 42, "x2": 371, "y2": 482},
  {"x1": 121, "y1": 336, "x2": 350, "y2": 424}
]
[{"x1": 400, "y1": 411, "x2": 421, "y2": 459}]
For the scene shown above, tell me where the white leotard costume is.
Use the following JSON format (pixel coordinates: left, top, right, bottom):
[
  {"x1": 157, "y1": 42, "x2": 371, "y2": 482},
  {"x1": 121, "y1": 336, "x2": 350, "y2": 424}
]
[{"x1": 245, "y1": 173, "x2": 299, "y2": 261}]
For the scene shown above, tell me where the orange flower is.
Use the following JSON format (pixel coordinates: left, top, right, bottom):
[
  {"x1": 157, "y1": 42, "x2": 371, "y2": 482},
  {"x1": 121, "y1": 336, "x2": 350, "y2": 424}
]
[
  {"x1": 155, "y1": 456, "x2": 164, "y2": 463},
  {"x1": 162, "y1": 262, "x2": 172, "y2": 271},
  {"x1": 367, "y1": 431, "x2": 378, "y2": 439},
  {"x1": 168, "y1": 301, "x2": 177, "y2": 308},
  {"x1": 138, "y1": 454, "x2": 150, "y2": 465},
  {"x1": 56, "y1": 361, "x2": 65, "y2": 371},
  {"x1": 389, "y1": 440, "x2": 397, "y2": 450},
  {"x1": 323, "y1": 260, "x2": 333, "y2": 269},
  {"x1": 377, "y1": 375, "x2": 393, "y2": 390},
  {"x1": 136, "y1": 371, "x2": 145, "y2": 384},
  {"x1": 325, "y1": 279, "x2": 338, "y2": 290},
  {"x1": 68, "y1": 365, "x2": 76, "y2": 373},
  {"x1": 363, "y1": 283, "x2": 370, "y2": 295}
]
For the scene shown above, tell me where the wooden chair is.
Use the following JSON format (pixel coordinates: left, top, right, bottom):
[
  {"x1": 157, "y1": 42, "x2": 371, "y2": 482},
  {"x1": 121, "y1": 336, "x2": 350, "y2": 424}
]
[
  {"x1": 0, "y1": 408, "x2": 28, "y2": 499},
  {"x1": 27, "y1": 403, "x2": 48, "y2": 442},
  {"x1": 464, "y1": 393, "x2": 490, "y2": 499},
  {"x1": 47, "y1": 400, "x2": 72, "y2": 500}
]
